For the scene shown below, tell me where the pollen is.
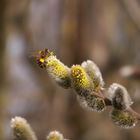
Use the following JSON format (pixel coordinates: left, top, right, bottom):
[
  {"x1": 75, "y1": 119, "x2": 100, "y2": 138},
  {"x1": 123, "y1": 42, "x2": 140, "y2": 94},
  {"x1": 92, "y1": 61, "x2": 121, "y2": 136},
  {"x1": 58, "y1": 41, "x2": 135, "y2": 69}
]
[
  {"x1": 71, "y1": 65, "x2": 92, "y2": 90},
  {"x1": 46, "y1": 56, "x2": 69, "y2": 79},
  {"x1": 40, "y1": 58, "x2": 45, "y2": 63}
]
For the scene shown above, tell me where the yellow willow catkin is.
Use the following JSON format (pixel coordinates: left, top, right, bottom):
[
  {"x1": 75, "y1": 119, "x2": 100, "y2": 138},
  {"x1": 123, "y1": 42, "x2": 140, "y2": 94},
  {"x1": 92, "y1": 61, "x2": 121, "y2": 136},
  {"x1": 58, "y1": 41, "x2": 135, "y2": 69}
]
[
  {"x1": 36, "y1": 49, "x2": 71, "y2": 88},
  {"x1": 71, "y1": 65, "x2": 93, "y2": 95},
  {"x1": 111, "y1": 109, "x2": 137, "y2": 129},
  {"x1": 71, "y1": 65, "x2": 105, "y2": 112},
  {"x1": 11, "y1": 116, "x2": 37, "y2": 140},
  {"x1": 81, "y1": 60, "x2": 104, "y2": 92}
]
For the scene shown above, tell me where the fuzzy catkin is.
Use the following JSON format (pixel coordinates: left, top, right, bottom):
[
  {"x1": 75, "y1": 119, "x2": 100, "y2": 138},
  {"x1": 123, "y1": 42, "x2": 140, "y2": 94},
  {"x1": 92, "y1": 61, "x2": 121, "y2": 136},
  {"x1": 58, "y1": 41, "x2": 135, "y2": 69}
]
[
  {"x1": 47, "y1": 131, "x2": 64, "y2": 140},
  {"x1": 11, "y1": 116, "x2": 37, "y2": 140},
  {"x1": 46, "y1": 56, "x2": 71, "y2": 88},
  {"x1": 71, "y1": 65, "x2": 106, "y2": 112},
  {"x1": 77, "y1": 94, "x2": 105, "y2": 112},
  {"x1": 111, "y1": 109, "x2": 137, "y2": 129},
  {"x1": 71, "y1": 65, "x2": 94, "y2": 95},
  {"x1": 81, "y1": 60, "x2": 104, "y2": 92},
  {"x1": 108, "y1": 83, "x2": 133, "y2": 110},
  {"x1": 36, "y1": 49, "x2": 71, "y2": 88}
]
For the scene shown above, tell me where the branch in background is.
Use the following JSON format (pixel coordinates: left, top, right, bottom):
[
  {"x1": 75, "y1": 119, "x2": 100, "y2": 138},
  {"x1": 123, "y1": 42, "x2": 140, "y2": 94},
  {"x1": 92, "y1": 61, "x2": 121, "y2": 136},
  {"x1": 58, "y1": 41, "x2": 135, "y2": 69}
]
[
  {"x1": 120, "y1": 65, "x2": 140, "y2": 80},
  {"x1": 35, "y1": 48, "x2": 140, "y2": 128},
  {"x1": 121, "y1": 0, "x2": 140, "y2": 31}
]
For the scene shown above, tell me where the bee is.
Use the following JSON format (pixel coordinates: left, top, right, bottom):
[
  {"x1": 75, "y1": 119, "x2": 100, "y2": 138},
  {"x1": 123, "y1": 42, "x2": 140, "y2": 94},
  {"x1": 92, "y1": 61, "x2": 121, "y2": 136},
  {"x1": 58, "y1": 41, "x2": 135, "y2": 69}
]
[{"x1": 31, "y1": 48, "x2": 53, "y2": 69}]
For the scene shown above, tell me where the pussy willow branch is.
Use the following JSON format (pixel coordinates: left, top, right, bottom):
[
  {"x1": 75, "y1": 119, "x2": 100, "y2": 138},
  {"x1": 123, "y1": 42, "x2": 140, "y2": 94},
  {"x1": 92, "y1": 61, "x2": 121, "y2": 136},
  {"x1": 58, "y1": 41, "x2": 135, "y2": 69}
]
[
  {"x1": 91, "y1": 90, "x2": 140, "y2": 121},
  {"x1": 36, "y1": 49, "x2": 140, "y2": 128}
]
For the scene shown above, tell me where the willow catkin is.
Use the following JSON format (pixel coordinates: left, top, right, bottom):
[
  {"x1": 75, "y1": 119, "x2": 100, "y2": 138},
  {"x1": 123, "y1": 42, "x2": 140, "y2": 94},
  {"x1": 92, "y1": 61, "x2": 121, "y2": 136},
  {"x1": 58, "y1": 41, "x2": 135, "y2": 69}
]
[
  {"x1": 47, "y1": 131, "x2": 64, "y2": 140},
  {"x1": 111, "y1": 109, "x2": 137, "y2": 129},
  {"x1": 107, "y1": 83, "x2": 133, "y2": 110},
  {"x1": 71, "y1": 65, "x2": 105, "y2": 112},
  {"x1": 36, "y1": 49, "x2": 71, "y2": 88},
  {"x1": 11, "y1": 116, "x2": 37, "y2": 140},
  {"x1": 81, "y1": 60, "x2": 104, "y2": 92}
]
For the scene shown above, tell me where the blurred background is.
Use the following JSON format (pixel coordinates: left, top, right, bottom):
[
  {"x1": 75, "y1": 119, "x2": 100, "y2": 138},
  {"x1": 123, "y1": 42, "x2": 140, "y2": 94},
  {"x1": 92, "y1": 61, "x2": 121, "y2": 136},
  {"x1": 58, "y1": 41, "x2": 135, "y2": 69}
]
[{"x1": 0, "y1": 0, "x2": 140, "y2": 140}]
